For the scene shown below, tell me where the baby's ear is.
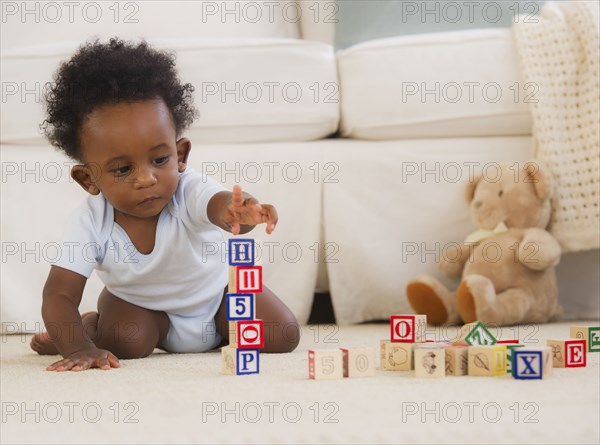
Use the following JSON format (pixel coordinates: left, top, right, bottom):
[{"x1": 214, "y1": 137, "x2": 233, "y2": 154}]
[
  {"x1": 71, "y1": 164, "x2": 100, "y2": 195},
  {"x1": 465, "y1": 173, "x2": 482, "y2": 203},
  {"x1": 176, "y1": 137, "x2": 191, "y2": 172}
]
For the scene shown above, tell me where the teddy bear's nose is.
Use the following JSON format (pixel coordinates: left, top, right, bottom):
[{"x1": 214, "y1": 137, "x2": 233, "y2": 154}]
[{"x1": 474, "y1": 200, "x2": 483, "y2": 208}]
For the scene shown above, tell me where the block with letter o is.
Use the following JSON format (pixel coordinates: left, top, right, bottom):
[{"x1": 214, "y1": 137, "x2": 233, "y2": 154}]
[
  {"x1": 226, "y1": 293, "x2": 255, "y2": 321},
  {"x1": 237, "y1": 319, "x2": 264, "y2": 349},
  {"x1": 390, "y1": 314, "x2": 427, "y2": 343}
]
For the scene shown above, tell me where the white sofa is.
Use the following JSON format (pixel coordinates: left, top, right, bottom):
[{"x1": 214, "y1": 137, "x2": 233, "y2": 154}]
[{"x1": 1, "y1": 1, "x2": 598, "y2": 333}]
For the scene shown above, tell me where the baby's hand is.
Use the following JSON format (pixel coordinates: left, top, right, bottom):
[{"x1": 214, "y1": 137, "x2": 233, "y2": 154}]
[
  {"x1": 225, "y1": 185, "x2": 278, "y2": 235},
  {"x1": 46, "y1": 347, "x2": 120, "y2": 372}
]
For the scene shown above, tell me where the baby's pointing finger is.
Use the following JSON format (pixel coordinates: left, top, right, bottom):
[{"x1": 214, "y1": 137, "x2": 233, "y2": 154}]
[{"x1": 232, "y1": 185, "x2": 244, "y2": 207}]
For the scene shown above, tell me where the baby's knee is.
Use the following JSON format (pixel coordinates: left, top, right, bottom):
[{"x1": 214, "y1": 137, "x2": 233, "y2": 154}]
[
  {"x1": 96, "y1": 318, "x2": 157, "y2": 359},
  {"x1": 265, "y1": 314, "x2": 300, "y2": 353}
]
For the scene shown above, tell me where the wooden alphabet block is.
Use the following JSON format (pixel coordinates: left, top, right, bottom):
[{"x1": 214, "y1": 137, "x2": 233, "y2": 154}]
[
  {"x1": 237, "y1": 319, "x2": 264, "y2": 349},
  {"x1": 226, "y1": 293, "x2": 256, "y2": 321},
  {"x1": 505, "y1": 344, "x2": 525, "y2": 374},
  {"x1": 512, "y1": 347, "x2": 553, "y2": 380},
  {"x1": 390, "y1": 314, "x2": 427, "y2": 343},
  {"x1": 228, "y1": 321, "x2": 238, "y2": 348},
  {"x1": 381, "y1": 341, "x2": 412, "y2": 371},
  {"x1": 445, "y1": 346, "x2": 468, "y2": 376},
  {"x1": 221, "y1": 346, "x2": 260, "y2": 375},
  {"x1": 468, "y1": 345, "x2": 506, "y2": 376},
  {"x1": 414, "y1": 345, "x2": 446, "y2": 378},
  {"x1": 308, "y1": 349, "x2": 343, "y2": 380},
  {"x1": 570, "y1": 326, "x2": 600, "y2": 352},
  {"x1": 236, "y1": 266, "x2": 263, "y2": 293},
  {"x1": 547, "y1": 339, "x2": 587, "y2": 368},
  {"x1": 228, "y1": 238, "x2": 255, "y2": 266},
  {"x1": 228, "y1": 266, "x2": 237, "y2": 291},
  {"x1": 341, "y1": 348, "x2": 375, "y2": 377},
  {"x1": 462, "y1": 321, "x2": 497, "y2": 346}
]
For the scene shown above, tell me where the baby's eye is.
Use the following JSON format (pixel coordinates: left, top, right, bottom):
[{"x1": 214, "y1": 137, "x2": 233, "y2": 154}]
[
  {"x1": 154, "y1": 156, "x2": 169, "y2": 165},
  {"x1": 498, "y1": 189, "x2": 504, "y2": 197},
  {"x1": 113, "y1": 165, "x2": 131, "y2": 176}
]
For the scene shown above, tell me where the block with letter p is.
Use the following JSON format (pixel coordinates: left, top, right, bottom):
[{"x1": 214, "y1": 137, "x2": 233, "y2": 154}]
[
  {"x1": 221, "y1": 346, "x2": 260, "y2": 375},
  {"x1": 237, "y1": 319, "x2": 264, "y2": 349},
  {"x1": 390, "y1": 315, "x2": 427, "y2": 343}
]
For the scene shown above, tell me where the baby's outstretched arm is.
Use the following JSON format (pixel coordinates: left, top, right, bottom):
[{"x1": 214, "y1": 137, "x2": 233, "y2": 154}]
[
  {"x1": 207, "y1": 185, "x2": 278, "y2": 235},
  {"x1": 40, "y1": 266, "x2": 120, "y2": 371}
]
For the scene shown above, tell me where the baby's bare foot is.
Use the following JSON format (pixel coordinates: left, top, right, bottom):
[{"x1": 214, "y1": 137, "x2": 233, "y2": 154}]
[{"x1": 30, "y1": 332, "x2": 59, "y2": 355}]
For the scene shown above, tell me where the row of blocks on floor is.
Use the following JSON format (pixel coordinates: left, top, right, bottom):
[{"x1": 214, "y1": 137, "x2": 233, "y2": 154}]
[{"x1": 307, "y1": 321, "x2": 598, "y2": 380}]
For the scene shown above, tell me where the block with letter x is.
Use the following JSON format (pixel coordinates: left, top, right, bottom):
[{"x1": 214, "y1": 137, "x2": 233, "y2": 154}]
[
  {"x1": 226, "y1": 293, "x2": 255, "y2": 321},
  {"x1": 235, "y1": 266, "x2": 263, "y2": 293},
  {"x1": 513, "y1": 347, "x2": 552, "y2": 380},
  {"x1": 228, "y1": 238, "x2": 255, "y2": 266}
]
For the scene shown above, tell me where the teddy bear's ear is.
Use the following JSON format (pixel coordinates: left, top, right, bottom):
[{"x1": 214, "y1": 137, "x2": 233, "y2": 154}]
[
  {"x1": 464, "y1": 173, "x2": 482, "y2": 203},
  {"x1": 524, "y1": 161, "x2": 554, "y2": 200}
]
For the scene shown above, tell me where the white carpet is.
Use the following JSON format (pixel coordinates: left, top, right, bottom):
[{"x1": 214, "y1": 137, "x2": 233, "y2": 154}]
[{"x1": 1, "y1": 322, "x2": 599, "y2": 444}]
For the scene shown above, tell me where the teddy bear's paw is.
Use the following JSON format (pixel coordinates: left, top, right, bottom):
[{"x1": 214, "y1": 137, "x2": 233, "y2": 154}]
[
  {"x1": 457, "y1": 275, "x2": 496, "y2": 323},
  {"x1": 406, "y1": 276, "x2": 457, "y2": 325}
]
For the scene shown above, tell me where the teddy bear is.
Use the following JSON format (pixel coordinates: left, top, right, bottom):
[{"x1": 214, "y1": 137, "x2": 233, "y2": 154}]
[{"x1": 406, "y1": 160, "x2": 563, "y2": 326}]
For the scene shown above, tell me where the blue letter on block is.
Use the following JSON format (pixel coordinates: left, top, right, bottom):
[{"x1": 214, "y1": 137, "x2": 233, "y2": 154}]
[
  {"x1": 513, "y1": 350, "x2": 542, "y2": 379},
  {"x1": 228, "y1": 238, "x2": 255, "y2": 266},
  {"x1": 226, "y1": 293, "x2": 255, "y2": 321},
  {"x1": 237, "y1": 349, "x2": 260, "y2": 375}
]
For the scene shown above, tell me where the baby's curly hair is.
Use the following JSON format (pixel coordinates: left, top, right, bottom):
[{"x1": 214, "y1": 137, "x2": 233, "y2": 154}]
[{"x1": 42, "y1": 38, "x2": 198, "y2": 161}]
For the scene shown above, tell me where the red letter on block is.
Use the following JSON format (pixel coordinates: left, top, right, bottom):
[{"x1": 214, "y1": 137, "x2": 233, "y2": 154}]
[
  {"x1": 237, "y1": 319, "x2": 264, "y2": 349},
  {"x1": 390, "y1": 315, "x2": 415, "y2": 342}
]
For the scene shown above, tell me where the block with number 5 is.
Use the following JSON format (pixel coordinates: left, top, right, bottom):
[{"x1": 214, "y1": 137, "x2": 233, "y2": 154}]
[
  {"x1": 308, "y1": 349, "x2": 343, "y2": 380},
  {"x1": 226, "y1": 293, "x2": 255, "y2": 321}
]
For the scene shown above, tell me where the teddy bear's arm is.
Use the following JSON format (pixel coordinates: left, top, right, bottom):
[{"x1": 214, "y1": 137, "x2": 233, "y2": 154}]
[
  {"x1": 518, "y1": 228, "x2": 562, "y2": 271},
  {"x1": 439, "y1": 243, "x2": 472, "y2": 278}
]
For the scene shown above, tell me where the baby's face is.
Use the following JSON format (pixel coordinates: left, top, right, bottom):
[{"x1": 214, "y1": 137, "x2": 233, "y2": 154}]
[{"x1": 78, "y1": 99, "x2": 187, "y2": 220}]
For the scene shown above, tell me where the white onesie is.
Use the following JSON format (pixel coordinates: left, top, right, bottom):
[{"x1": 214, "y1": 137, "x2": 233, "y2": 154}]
[{"x1": 52, "y1": 167, "x2": 229, "y2": 352}]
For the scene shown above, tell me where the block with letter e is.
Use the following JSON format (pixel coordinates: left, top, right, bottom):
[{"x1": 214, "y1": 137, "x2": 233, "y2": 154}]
[
  {"x1": 547, "y1": 339, "x2": 586, "y2": 368},
  {"x1": 570, "y1": 326, "x2": 600, "y2": 353}
]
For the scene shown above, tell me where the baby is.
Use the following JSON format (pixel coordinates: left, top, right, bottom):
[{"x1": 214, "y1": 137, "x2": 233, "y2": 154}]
[{"x1": 30, "y1": 38, "x2": 300, "y2": 371}]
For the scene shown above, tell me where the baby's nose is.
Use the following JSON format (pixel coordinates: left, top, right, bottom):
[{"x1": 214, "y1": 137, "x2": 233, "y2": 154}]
[{"x1": 474, "y1": 200, "x2": 483, "y2": 209}]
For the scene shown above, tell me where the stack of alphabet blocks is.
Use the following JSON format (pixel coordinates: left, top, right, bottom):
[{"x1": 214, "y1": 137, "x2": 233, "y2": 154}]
[
  {"x1": 379, "y1": 316, "x2": 598, "y2": 380},
  {"x1": 221, "y1": 238, "x2": 264, "y2": 376}
]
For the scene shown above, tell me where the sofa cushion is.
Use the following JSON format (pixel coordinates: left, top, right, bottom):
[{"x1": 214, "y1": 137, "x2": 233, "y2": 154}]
[
  {"x1": 0, "y1": 1, "x2": 300, "y2": 51},
  {"x1": 337, "y1": 28, "x2": 533, "y2": 139},
  {"x1": 1, "y1": 38, "x2": 339, "y2": 145}
]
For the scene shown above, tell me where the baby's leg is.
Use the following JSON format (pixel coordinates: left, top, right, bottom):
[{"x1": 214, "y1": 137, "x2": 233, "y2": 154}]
[
  {"x1": 215, "y1": 285, "x2": 300, "y2": 353},
  {"x1": 31, "y1": 288, "x2": 169, "y2": 359},
  {"x1": 91, "y1": 288, "x2": 170, "y2": 358}
]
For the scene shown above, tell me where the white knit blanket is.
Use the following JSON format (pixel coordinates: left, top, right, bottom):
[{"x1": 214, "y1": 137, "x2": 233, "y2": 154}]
[{"x1": 514, "y1": 1, "x2": 600, "y2": 252}]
